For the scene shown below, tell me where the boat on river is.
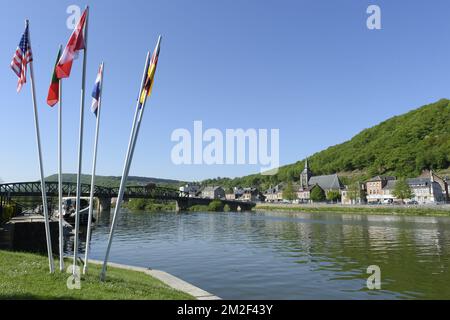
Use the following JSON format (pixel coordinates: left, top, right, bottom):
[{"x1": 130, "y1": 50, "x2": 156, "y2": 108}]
[{"x1": 54, "y1": 197, "x2": 96, "y2": 226}]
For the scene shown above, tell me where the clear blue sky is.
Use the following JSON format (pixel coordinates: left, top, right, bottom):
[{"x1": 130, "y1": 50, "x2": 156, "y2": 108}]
[{"x1": 1, "y1": 0, "x2": 450, "y2": 183}]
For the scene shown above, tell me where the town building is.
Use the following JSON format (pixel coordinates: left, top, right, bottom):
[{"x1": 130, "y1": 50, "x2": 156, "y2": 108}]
[
  {"x1": 241, "y1": 187, "x2": 263, "y2": 202},
  {"x1": 407, "y1": 174, "x2": 445, "y2": 204},
  {"x1": 365, "y1": 171, "x2": 446, "y2": 204},
  {"x1": 225, "y1": 193, "x2": 236, "y2": 200},
  {"x1": 297, "y1": 184, "x2": 323, "y2": 203},
  {"x1": 264, "y1": 184, "x2": 284, "y2": 202},
  {"x1": 418, "y1": 170, "x2": 449, "y2": 201},
  {"x1": 179, "y1": 183, "x2": 201, "y2": 197},
  {"x1": 226, "y1": 187, "x2": 263, "y2": 202},
  {"x1": 366, "y1": 176, "x2": 396, "y2": 203},
  {"x1": 341, "y1": 183, "x2": 366, "y2": 205},
  {"x1": 201, "y1": 186, "x2": 225, "y2": 199},
  {"x1": 298, "y1": 159, "x2": 344, "y2": 202}
]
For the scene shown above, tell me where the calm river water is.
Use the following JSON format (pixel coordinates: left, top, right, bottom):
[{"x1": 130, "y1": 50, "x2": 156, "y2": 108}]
[{"x1": 67, "y1": 210, "x2": 450, "y2": 299}]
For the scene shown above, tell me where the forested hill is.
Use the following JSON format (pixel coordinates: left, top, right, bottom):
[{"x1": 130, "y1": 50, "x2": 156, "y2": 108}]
[
  {"x1": 202, "y1": 99, "x2": 450, "y2": 190},
  {"x1": 45, "y1": 174, "x2": 184, "y2": 188}
]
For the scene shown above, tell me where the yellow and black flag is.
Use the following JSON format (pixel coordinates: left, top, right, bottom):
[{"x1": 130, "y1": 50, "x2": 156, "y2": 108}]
[{"x1": 139, "y1": 36, "x2": 161, "y2": 104}]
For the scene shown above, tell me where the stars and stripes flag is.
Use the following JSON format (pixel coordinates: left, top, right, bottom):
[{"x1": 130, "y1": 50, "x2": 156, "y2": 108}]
[
  {"x1": 139, "y1": 36, "x2": 161, "y2": 104},
  {"x1": 56, "y1": 7, "x2": 88, "y2": 79},
  {"x1": 10, "y1": 22, "x2": 33, "y2": 92},
  {"x1": 91, "y1": 63, "x2": 103, "y2": 116}
]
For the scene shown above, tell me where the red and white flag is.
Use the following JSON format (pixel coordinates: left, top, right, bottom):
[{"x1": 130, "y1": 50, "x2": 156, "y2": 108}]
[{"x1": 56, "y1": 7, "x2": 88, "y2": 79}]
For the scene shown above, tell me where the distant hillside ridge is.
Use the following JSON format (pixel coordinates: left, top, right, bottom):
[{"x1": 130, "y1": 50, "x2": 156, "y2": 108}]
[{"x1": 201, "y1": 99, "x2": 450, "y2": 190}]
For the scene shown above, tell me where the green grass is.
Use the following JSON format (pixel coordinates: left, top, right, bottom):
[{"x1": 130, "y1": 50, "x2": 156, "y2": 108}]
[
  {"x1": 0, "y1": 250, "x2": 194, "y2": 300},
  {"x1": 256, "y1": 204, "x2": 450, "y2": 217}
]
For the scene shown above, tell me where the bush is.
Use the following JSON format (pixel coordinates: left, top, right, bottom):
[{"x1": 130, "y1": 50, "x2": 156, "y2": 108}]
[
  {"x1": 223, "y1": 204, "x2": 231, "y2": 212},
  {"x1": 310, "y1": 185, "x2": 326, "y2": 202},
  {"x1": 0, "y1": 205, "x2": 15, "y2": 225},
  {"x1": 393, "y1": 178, "x2": 414, "y2": 201},
  {"x1": 126, "y1": 199, "x2": 147, "y2": 210},
  {"x1": 326, "y1": 190, "x2": 341, "y2": 203},
  {"x1": 282, "y1": 181, "x2": 297, "y2": 201},
  {"x1": 125, "y1": 199, "x2": 175, "y2": 212},
  {"x1": 207, "y1": 200, "x2": 224, "y2": 212}
]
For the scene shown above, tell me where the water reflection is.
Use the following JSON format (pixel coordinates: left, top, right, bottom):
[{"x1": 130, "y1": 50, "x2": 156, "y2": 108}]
[{"x1": 65, "y1": 210, "x2": 450, "y2": 299}]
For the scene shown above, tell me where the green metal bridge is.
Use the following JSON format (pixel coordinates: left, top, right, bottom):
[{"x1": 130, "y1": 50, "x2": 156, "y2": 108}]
[{"x1": 0, "y1": 181, "x2": 255, "y2": 212}]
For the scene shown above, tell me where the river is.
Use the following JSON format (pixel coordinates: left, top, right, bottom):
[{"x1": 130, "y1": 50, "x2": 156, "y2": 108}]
[{"x1": 66, "y1": 210, "x2": 450, "y2": 299}]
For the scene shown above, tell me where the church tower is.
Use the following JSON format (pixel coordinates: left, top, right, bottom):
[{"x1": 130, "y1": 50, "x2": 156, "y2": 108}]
[{"x1": 300, "y1": 158, "x2": 312, "y2": 189}]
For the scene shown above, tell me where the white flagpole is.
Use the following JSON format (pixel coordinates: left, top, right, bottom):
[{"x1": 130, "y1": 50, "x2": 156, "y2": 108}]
[
  {"x1": 57, "y1": 47, "x2": 64, "y2": 271},
  {"x1": 27, "y1": 20, "x2": 54, "y2": 273},
  {"x1": 100, "y1": 52, "x2": 151, "y2": 281},
  {"x1": 72, "y1": 7, "x2": 89, "y2": 275},
  {"x1": 83, "y1": 62, "x2": 104, "y2": 274},
  {"x1": 126, "y1": 36, "x2": 161, "y2": 165}
]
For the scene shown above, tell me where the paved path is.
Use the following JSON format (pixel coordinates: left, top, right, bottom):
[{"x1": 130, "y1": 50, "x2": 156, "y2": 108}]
[{"x1": 89, "y1": 259, "x2": 221, "y2": 300}]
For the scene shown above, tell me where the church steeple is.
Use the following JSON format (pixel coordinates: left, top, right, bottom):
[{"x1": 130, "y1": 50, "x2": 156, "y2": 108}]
[{"x1": 300, "y1": 157, "x2": 312, "y2": 189}]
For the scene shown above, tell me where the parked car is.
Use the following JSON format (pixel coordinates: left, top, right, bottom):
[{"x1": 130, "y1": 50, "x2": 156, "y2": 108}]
[
  {"x1": 406, "y1": 200, "x2": 418, "y2": 205},
  {"x1": 383, "y1": 199, "x2": 393, "y2": 204}
]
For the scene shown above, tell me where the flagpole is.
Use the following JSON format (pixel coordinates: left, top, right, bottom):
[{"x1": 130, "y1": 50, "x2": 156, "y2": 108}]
[
  {"x1": 72, "y1": 6, "x2": 89, "y2": 275},
  {"x1": 125, "y1": 36, "x2": 161, "y2": 174},
  {"x1": 57, "y1": 52, "x2": 64, "y2": 272},
  {"x1": 100, "y1": 52, "x2": 151, "y2": 281},
  {"x1": 83, "y1": 62, "x2": 104, "y2": 275},
  {"x1": 27, "y1": 20, "x2": 54, "y2": 273}
]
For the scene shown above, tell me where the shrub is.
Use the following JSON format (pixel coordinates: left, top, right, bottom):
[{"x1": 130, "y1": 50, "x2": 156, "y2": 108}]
[
  {"x1": 0, "y1": 205, "x2": 15, "y2": 225},
  {"x1": 207, "y1": 200, "x2": 224, "y2": 212},
  {"x1": 326, "y1": 190, "x2": 341, "y2": 203},
  {"x1": 310, "y1": 185, "x2": 326, "y2": 202},
  {"x1": 126, "y1": 199, "x2": 175, "y2": 212}
]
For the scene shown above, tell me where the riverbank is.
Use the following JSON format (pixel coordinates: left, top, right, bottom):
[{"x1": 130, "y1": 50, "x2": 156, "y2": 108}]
[
  {"x1": 255, "y1": 203, "x2": 450, "y2": 217},
  {"x1": 0, "y1": 250, "x2": 194, "y2": 299}
]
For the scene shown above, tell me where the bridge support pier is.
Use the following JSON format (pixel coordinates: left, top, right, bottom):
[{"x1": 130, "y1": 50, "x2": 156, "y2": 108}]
[
  {"x1": 98, "y1": 197, "x2": 112, "y2": 212},
  {"x1": 176, "y1": 198, "x2": 190, "y2": 212}
]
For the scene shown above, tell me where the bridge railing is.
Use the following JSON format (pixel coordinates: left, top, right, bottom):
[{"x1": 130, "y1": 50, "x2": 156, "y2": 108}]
[{"x1": 0, "y1": 181, "x2": 183, "y2": 200}]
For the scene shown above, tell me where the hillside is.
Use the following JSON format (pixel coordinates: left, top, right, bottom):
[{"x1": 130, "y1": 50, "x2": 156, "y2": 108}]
[
  {"x1": 45, "y1": 174, "x2": 185, "y2": 188},
  {"x1": 202, "y1": 99, "x2": 450, "y2": 190}
]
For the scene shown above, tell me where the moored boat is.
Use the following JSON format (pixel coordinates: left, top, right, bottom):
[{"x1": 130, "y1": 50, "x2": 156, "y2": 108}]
[{"x1": 54, "y1": 197, "x2": 96, "y2": 226}]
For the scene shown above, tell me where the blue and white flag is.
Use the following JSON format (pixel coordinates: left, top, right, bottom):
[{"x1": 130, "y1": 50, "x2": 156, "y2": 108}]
[{"x1": 91, "y1": 63, "x2": 103, "y2": 116}]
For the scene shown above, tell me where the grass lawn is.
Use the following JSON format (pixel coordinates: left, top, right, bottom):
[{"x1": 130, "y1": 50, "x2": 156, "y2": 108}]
[
  {"x1": 256, "y1": 204, "x2": 450, "y2": 217},
  {"x1": 0, "y1": 250, "x2": 194, "y2": 300}
]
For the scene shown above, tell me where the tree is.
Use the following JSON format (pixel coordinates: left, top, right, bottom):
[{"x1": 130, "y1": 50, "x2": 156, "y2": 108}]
[
  {"x1": 392, "y1": 178, "x2": 414, "y2": 202},
  {"x1": 282, "y1": 181, "x2": 297, "y2": 201},
  {"x1": 326, "y1": 190, "x2": 341, "y2": 203},
  {"x1": 347, "y1": 182, "x2": 364, "y2": 204},
  {"x1": 310, "y1": 185, "x2": 326, "y2": 202},
  {"x1": 208, "y1": 200, "x2": 224, "y2": 212}
]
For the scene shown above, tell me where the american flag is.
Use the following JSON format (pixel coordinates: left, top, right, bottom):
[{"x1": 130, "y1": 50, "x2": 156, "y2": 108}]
[{"x1": 11, "y1": 22, "x2": 33, "y2": 92}]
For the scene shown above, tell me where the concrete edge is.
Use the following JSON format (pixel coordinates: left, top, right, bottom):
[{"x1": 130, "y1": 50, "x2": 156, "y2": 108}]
[{"x1": 88, "y1": 259, "x2": 221, "y2": 300}]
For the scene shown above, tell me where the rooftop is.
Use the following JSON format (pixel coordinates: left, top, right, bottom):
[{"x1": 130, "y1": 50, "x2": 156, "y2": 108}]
[{"x1": 308, "y1": 174, "x2": 343, "y2": 190}]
